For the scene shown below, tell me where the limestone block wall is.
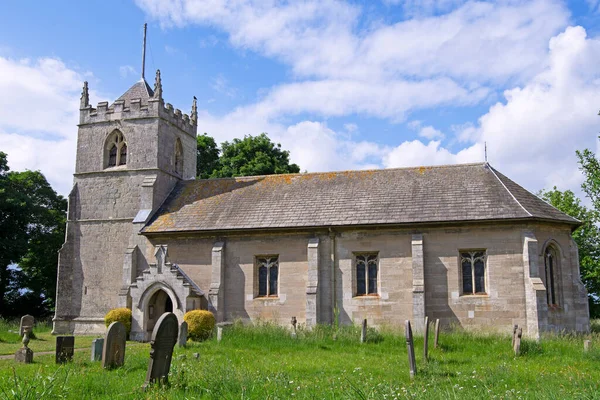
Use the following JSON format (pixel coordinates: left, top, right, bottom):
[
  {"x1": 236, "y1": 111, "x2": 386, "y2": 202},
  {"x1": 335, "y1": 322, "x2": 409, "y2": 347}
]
[
  {"x1": 157, "y1": 119, "x2": 197, "y2": 180},
  {"x1": 424, "y1": 225, "x2": 527, "y2": 332}
]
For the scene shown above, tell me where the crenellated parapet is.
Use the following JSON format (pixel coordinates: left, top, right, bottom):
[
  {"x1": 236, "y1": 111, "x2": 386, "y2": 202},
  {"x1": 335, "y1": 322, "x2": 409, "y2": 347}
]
[{"x1": 78, "y1": 79, "x2": 197, "y2": 138}]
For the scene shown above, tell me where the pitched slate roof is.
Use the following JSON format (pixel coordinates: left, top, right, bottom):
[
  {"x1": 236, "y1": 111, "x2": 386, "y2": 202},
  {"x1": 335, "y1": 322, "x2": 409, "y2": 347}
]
[
  {"x1": 114, "y1": 79, "x2": 154, "y2": 107},
  {"x1": 142, "y1": 163, "x2": 579, "y2": 234}
]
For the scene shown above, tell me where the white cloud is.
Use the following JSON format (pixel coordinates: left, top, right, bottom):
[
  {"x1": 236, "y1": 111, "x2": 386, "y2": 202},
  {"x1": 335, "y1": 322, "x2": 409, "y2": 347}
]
[
  {"x1": 0, "y1": 57, "x2": 87, "y2": 195},
  {"x1": 211, "y1": 74, "x2": 237, "y2": 98},
  {"x1": 408, "y1": 120, "x2": 445, "y2": 140},
  {"x1": 119, "y1": 65, "x2": 137, "y2": 78}
]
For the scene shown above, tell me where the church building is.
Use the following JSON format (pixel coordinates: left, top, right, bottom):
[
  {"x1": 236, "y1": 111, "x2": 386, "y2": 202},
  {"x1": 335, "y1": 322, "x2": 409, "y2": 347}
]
[{"x1": 52, "y1": 70, "x2": 590, "y2": 341}]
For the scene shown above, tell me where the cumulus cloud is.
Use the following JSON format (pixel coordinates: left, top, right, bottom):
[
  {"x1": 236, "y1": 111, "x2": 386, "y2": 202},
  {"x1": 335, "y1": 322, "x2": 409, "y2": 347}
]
[
  {"x1": 119, "y1": 65, "x2": 137, "y2": 78},
  {"x1": 0, "y1": 57, "x2": 88, "y2": 195}
]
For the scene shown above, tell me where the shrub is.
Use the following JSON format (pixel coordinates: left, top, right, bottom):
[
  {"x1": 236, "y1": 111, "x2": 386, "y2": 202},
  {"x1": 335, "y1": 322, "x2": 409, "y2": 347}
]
[
  {"x1": 184, "y1": 310, "x2": 215, "y2": 341},
  {"x1": 104, "y1": 308, "x2": 132, "y2": 335}
]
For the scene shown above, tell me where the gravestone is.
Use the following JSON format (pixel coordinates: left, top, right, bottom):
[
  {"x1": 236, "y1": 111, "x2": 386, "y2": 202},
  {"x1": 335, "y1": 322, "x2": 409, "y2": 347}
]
[
  {"x1": 178, "y1": 321, "x2": 188, "y2": 348},
  {"x1": 56, "y1": 336, "x2": 75, "y2": 364},
  {"x1": 405, "y1": 320, "x2": 416, "y2": 379},
  {"x1": 512, "y1": 324, "x2": 518, "y2": 347},
  {"x1": 144, "y1": 313, "x2": 178, "y2": 387},
  {"x1": 423, "y1": 316, "x2": 430, "y2": 361},
  {"x1": 14, "y1": 327, "x2": 33, "y2": 363},
  {"x1": 360, "y1": 319, "x2": 367, "y2": 343},
  {"x1": 291, "y1": 316, "x2": 297, "y2": 339},
  {"x1": 434, "y1": 319, "x2": 440, "y2": 349},
  {"x1": 217, "y1": 326, "x2": 223, "y2": 342},
  {"x1": 19, "y1": 315, "x2": 34, "y2": 337},
  {"x1": 91, "y1": 338, "x2": 104, "y2": 362},
  {"x1": 513, "y1": 327, "x2": 522, "y2": 356},
  {"x1": 584, "y1": 340, "x2": 591, "y2": 352},
  {"x1": 102, "y1": 321, "x2": 127, "y2": 369}
]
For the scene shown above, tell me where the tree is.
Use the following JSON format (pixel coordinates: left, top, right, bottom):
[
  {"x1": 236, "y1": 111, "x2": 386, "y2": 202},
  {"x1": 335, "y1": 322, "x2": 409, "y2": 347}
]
[
  {"x1": 577, "y1": 146, "x2": 600, "y2": 212},
  {"x1": 0, "y1": 152, "x2": 67, "y2": 316},
  {"x1": 539, "y1": 187, "x2": 600, "y2": 316},
  {"x1": 196, "y1": 133, "x2": 301, "y2": 179},
  {"x1": 196, "y1": 133, "x2": 220, "y2": 179}
]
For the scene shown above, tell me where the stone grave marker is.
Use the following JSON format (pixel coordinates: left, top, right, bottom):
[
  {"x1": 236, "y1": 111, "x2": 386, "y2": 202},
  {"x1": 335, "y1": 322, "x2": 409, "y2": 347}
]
[
  {"x1": 56, "y1": 336, "x2": 75, "y2": 364},
  {"x1": 102, "y1": 321, "x2": 127, "y2": 369},
  {"x1": 217, "y1": 326, "x2": 223, "y2": 342},
  {"x1": 423, "y1": 316, "x2": 430, "y2": 361},
  {"x1": 584, "y1": 340, "x2": 591, "y2": 352},
  {"x1": 144, "y1": 313, "x2": 178, "y2": 387},
  {"x1": 405, "y1": 320, "x2": 416, "y2": 379},
  {"x1": 14, "y1": 327, "x2": 33, "y2": 363},
  {"x1": 513, "y1": 327, "x2": 522, "y2": 356},
  {"x1": 512, "y1": 324, "x2": 518, "y2": 347},
  {"x1": 360, "y1": 319, "x2": 367, "y2": 343},
  {"x1": 178, "y1": 321, "x2": 188, "y2": 348},
  {"x1": 434, "y1": 319, "x2": 440, "y2": 349},
  {"x1": 291, "y1": 316, "x2": 297, "y2": 339},
  {"x1": 19, "y1": 315, "x2": 34, "y2": 337},
  {"x1": 91, "y1": 338, "x2": 104, "y2": 362}
]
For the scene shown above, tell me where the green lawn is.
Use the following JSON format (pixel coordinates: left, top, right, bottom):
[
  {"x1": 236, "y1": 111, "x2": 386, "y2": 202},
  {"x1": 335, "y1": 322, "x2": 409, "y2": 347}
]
[{"x1": 0, "y1": 321, "x2": 599, "y2": 399}]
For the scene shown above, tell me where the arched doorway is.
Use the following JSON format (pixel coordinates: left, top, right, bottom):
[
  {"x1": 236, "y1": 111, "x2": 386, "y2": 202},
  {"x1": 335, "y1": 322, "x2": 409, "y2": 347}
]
[{"x1": 146, "y1": 289, "x2": 174, "y2": 333}]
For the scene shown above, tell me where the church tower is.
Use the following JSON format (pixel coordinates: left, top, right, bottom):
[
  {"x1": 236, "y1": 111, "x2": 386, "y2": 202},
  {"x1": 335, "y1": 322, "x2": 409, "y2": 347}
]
[{"x1": 53, "y1": 29, "x2": 198, "y2": 334}]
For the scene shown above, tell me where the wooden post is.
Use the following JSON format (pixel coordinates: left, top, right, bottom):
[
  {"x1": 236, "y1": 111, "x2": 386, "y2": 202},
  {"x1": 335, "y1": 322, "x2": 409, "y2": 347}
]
[
  {"x1": 291, "y1": 316, "x2": 297, "y2": 339},
  {"x1": 360, "y1": 319, "x2": 367, "y2": 343},
  {"x1": 405, "y1": 320, "x2": 416, "y2": 379},
  {"x1": 423, "y1": 316, "x2": 429, "y2": 361},
  {"x1": 434, "y1": 319, "x2": 440, "y2": 349},
  {"x1": 513, "y1": 327, "x2": 522, "y2": 356},
  {"x1": 512, "y1": 324, "x2": 518, "y2": 348}
]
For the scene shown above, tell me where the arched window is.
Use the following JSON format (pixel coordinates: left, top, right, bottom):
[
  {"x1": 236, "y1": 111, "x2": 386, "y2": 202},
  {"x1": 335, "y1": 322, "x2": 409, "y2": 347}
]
[
  {"x1": 174, "y1": 138, "x2": 183, "y2": 175},
  {"x1": 105, "y1": 130, "x2": 127, "y2": 168},
  {"x1": 544, "y1": 245, "x2": 560, "y2": 306}
]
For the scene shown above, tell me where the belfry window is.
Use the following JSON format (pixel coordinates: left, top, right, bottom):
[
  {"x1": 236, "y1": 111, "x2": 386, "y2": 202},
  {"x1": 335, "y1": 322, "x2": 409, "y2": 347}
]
[
  {"x1": 106, "y1": 130, "x2": 127, "y2": 167},
  {"x1": 544, "y1": 245, "x2": 560, "y2": 306},
  {"x1": 460, "y1": 250, "x2": 486, "y2": 295},
  {"x1": 174, "y1": 138, "x2": 183, "y2": 175}
]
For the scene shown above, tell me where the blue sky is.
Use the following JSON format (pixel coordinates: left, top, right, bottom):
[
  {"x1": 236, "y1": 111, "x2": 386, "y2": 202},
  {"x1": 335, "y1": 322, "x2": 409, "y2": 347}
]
[{"x1": 1, "y1": 0, "x2": 600, "y2": 197}]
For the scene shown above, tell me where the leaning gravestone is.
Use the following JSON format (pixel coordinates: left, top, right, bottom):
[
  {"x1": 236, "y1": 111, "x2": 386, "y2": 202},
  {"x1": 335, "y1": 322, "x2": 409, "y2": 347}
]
[
  {"x1": 513, "y1": 327, "x2": 523, "y2": 356},
  {"x1": 423, "y1": 316, "x2": 430, "y2": 361},
  {"x1": 56, "y1": 336, "x2": 75, "y2": 364},
  {"x1": 178, "y1": 321, "x2": 188, "y2": 348},
  {"x1": 19, "y1": 315, "x2": 34, "y2": 337},
  {"x1": 102, "y1": 321, "x2": 127, "y2": 369},
  {"x1": 405, "y1": 320, "x2": 416, "y2": 379},
  {"x1": 360, "y1": 319, "x2": 367, "y2": 343},
  {"x1": 91, "y1": 338, "x2": 104, "y2": 362},
  {"x1": 434, "y1": 318, "x2": 440, "y2": 349},
  {"x1": 144, "y1": 313, "x2": 178, "y2": 387}
]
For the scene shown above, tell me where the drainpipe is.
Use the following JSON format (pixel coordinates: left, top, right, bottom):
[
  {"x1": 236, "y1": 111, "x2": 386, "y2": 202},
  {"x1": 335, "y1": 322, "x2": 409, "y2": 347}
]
[{"x1": 329, "y1": 227, "x2": 336, "y2": 325}]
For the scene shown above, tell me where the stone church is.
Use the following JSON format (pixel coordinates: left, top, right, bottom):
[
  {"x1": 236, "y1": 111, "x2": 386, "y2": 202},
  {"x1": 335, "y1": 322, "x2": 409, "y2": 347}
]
[{"x1": 53, "y1": 71, "x2": 590, "y2": 341}]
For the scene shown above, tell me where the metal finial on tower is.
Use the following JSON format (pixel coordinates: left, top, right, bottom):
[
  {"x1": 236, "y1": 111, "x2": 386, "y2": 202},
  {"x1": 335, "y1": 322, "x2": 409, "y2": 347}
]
[
  {"x1": 484, "y1": 141, "x2": 488, "y2": 162},
  {"x1": 153, "y1": 69, "x2": 162, "y2": 100},
  {"x1": 142, "y1": 23, "x2": 147, "y2": 80},
  {"x1": 191, "y1": 96, "x2": 198, "y2": 124},
  {"x1": 80, "y1": 81, "x2": 89, "y2": 109}
]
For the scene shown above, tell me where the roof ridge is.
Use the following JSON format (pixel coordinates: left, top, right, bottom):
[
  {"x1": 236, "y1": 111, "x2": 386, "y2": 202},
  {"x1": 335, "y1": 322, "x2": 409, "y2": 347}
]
[
  {"x1": 487, "y1": 163, "x2": 533, "y2": 217},
  {"x1": 195, "y1": 162, "x2": 488, "y2": 182}
]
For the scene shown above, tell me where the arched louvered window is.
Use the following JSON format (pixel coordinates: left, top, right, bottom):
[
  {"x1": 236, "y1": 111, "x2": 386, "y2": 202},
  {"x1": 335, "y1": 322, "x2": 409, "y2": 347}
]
[
  {"x1": 174, "y1": 138, "x2": 183, "y2": 175},
  {"x1": 105, "y1": 130, "x2": 127, "y2": 168}
]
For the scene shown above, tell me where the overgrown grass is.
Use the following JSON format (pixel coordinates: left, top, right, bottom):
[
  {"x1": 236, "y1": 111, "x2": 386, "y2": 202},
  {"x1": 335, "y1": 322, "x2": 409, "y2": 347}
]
[{"x1": 0, "y1": 320, "x2": 599, "y2": 399}]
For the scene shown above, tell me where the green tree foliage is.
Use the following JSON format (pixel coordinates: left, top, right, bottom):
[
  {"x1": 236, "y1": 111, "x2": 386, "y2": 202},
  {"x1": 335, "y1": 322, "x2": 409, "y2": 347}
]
[
  {"x1": 196, "y1": 133, "x2": 220, "y2": 179},
  {"x1": 577, "y1": 146, "x2": 600, "y2": 212},
  {"x1": 197, "y1": 133, "x2": 300, "y2": 178},
  {"x1": 0, "y1": 151, "x2": 67, "y2": 316},
  {"x1": 539, "y1": 187, "x2": 600, "y2": 315}
]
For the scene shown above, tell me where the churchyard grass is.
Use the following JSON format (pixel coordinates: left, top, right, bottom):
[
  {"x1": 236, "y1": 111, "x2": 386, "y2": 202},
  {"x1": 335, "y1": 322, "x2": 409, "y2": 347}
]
[{"x1": 0, "y1": 321, "x2": 599, "y2": 399}]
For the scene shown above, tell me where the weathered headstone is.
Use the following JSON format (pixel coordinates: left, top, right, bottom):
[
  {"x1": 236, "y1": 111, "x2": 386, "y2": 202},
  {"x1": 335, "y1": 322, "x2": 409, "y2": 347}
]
[
  {"x1": 584, "y1": 340, "x2": 591, "y2": 352},
  {"x1": 217, "y1": 326, "x2": 223, "y2": 342},
  {"x1": 19, "y1": 315, "x2": 34, "y2": 337},
  {"x1": 360, "y1": 319, "x2": 367, "y2": 343},
  {"x1": 15, "y1": 327, "x2": 33, "y2": 363},
  {"x1": 512, "y1": 324, "x2": 518, "y2": 347},
  {"x1": 405, "y1": 320, "x2": 416, "y2": 379},
  {"x1": 91, "y1": 338, "x2": 104, "y2": 362},
  {"x1": 56, "y1": 336, "x2": 75, "y2": 364},
  {"x1": 291, "y1": 316, "x2": 298, "y2": 339},
  {"x1": 434, "y1": 318, "x2": 440, "y2": 349},
  {"x1": 178, "y1": 321, "x2": 188, "y2": 348},
  {"x1": 102, "y1": 321, "x2": 127, "y2": 369},
  {"x1": 423, "y1": 316, "x2": 430, "y2": 361},
  {"x1": 144, "y1": 313, "x2": 178, "y2": 387},
  {"x1": 513, "y1": 327, "x2": 522, "y2": 356}
]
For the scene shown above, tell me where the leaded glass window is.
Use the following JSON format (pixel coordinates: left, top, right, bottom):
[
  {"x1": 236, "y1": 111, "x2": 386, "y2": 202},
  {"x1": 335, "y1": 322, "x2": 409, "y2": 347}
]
[
  {"x1": 460, "y1": 251, "x2": 486, "y2": 295},
  {"x1": 355, "y1": 254, "x2": 378, "y2": 296},
  {"x1": 256, "y1": 256, "x2": 279, "y2": 297},
  {"x1": 544, "y1": 246, "x2": 559, "y2": 305}
]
